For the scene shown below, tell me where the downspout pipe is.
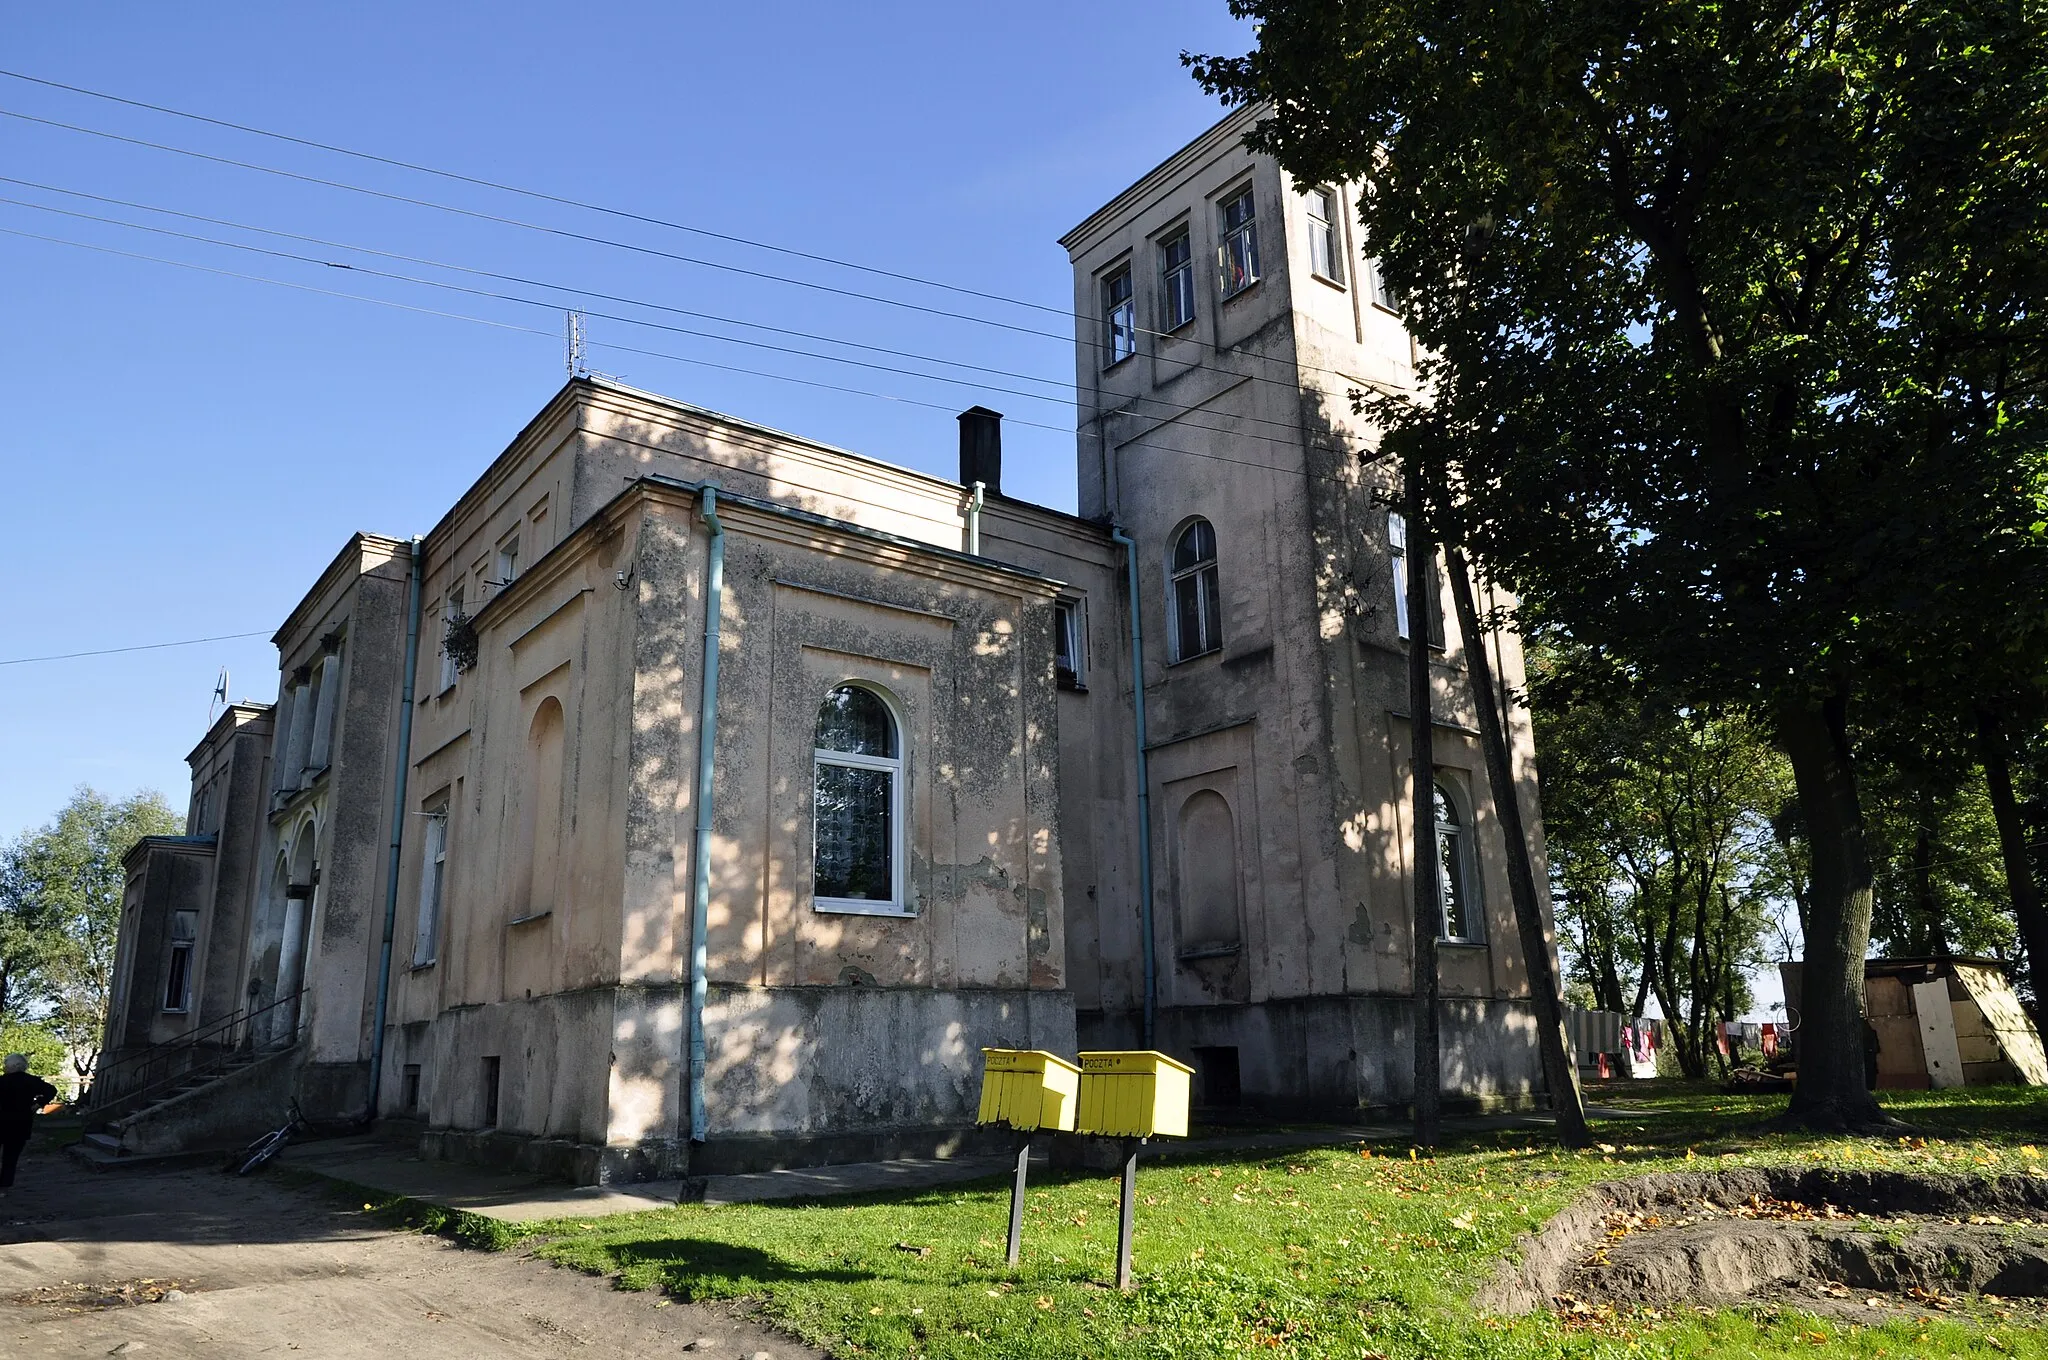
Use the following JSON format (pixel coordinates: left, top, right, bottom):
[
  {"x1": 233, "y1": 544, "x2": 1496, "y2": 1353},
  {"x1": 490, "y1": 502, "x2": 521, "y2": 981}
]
[
  {"x1": 366, "y1": 535, "x2": 424, "y2": 1122},
  {"x1": 964, "y1": 481, "x2": 985, "y2": 555},
  {"x1": 1110, "y1": 526, "x2": 1156, "y2": 1049},
  {"x1": 688, "y1": 485, "x2": 725, "y2": 1143}
]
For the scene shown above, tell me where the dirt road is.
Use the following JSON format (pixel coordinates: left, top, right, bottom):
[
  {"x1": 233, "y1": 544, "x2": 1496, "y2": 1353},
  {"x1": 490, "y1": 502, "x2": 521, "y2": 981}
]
[{"x1": 0, "y1": 1128, "x2": 819, "y2": 1359}]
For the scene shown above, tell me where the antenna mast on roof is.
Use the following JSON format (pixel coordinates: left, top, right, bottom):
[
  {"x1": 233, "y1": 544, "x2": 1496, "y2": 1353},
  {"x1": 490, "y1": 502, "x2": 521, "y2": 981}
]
[{"x1": 566, "y1": 310, "x2": 588, "y2": 377}]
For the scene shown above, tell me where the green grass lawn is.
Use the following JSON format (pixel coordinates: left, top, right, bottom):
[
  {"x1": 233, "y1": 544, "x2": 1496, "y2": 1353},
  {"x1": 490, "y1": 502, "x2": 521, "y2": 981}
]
[{"x1": 406, "y1": 1087, "x2": 2048, "y2": 1358}]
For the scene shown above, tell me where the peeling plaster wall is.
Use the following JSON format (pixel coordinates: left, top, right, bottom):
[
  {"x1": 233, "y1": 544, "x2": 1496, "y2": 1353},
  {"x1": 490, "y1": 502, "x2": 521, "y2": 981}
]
[{"x1": 381, "y1": 439, "x2": 1074, "y2": 1179}]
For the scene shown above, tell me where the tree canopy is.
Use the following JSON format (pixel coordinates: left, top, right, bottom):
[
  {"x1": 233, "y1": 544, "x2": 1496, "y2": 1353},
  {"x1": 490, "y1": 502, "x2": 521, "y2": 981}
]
[
  {"x1": 1193, "y1": 0, "x2": 2048, "y2": 1127},
  {"x1": 0, "y1": 787, "x2": 180, "y2": 1080}
]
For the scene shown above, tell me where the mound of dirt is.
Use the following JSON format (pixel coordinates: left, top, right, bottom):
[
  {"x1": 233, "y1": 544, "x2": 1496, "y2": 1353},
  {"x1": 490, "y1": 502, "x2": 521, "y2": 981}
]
[{"x1": 1478, "y1": 1166, "x2": 2048, "y2": 1321}]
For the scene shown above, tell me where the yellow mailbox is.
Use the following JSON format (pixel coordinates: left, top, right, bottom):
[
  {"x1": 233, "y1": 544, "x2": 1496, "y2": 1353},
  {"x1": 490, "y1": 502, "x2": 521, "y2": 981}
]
[
  {"x1": 977, "y1": 1049, "x2": 1081, "y2": 1132},
  {"x1": 1076, "y1": 1050, "x2": 1194, "y2": 1139}
]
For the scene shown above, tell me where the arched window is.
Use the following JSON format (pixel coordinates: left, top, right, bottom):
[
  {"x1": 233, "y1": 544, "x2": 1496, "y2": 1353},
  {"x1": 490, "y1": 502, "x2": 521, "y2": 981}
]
[
  {"x1": 813, "y1": 685, "x2": 906, "y2": 914},
  {"x1": 1434, "y1": 781, "x2": 1483, "y2": 943},
  {"x1": 1170, "y1": 519, "x2": 1222, "y2": 661}
]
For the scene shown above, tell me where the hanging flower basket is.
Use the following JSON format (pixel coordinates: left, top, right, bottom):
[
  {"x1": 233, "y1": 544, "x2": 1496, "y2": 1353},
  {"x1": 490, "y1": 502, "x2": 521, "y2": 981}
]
[{"x1": 444, "y1": 613, "x2": 480, "y2": 674}]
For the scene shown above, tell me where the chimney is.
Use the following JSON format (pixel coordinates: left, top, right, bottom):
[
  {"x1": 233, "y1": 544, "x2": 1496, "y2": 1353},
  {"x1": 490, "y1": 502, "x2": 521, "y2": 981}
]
[{"x1": 958, "y1": 406, "x2": 1003, "y2": 495}]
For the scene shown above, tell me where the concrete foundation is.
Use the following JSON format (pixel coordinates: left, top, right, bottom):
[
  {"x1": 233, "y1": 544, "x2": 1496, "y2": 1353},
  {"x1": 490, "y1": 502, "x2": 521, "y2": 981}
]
[{"x1": 1079, "y1": 995, "x2": 1545, "y2": 1119}]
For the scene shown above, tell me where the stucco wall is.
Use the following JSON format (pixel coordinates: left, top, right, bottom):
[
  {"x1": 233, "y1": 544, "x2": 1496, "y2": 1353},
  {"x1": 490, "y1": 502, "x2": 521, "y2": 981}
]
[
  {"x1": 1057, "y1": 108, "x2": 1561, "y2": 1112},
  {"x1": 383, "y1": 463, "x2": 1074, "y2": 1179}
]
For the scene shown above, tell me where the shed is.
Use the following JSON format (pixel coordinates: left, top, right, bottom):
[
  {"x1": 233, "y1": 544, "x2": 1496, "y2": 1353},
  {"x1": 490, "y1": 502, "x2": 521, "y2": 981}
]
[{"x1": 1779, "y1": 957, "x2": 2048, "y2": 1089}]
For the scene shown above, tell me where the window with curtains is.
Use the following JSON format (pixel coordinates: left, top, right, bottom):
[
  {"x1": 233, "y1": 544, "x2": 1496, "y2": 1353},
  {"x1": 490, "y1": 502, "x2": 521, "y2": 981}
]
[
  {"x1": 813, "y1": 685, "x2": 907, "y2": 914},
  {"x1": 1170, "y1": 519, "x2": 1223, "y2": 661},
  {"x1": 1218, "y1": 187, "x2": 1259, "y2": 297}
]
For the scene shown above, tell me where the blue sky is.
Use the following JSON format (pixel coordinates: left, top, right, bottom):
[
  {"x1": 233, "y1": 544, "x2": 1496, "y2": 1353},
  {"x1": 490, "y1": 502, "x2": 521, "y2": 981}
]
[{"x1": 0, "y1": 2, "x2": 1254, "y2": 838}]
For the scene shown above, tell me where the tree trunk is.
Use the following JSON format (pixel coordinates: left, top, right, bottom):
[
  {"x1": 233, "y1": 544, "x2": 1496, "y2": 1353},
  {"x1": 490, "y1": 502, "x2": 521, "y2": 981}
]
[
  {"x1": 1592, "y1": 910, "x2": 1627, "y2": 1014},
  {"x1": 1912, "y1": 790, "x2": 1947, "y2": 957},
  {"x1": 1777, "y1": 690, "x2": 1888, "y2": 1130},
  {"x1": 1979, "y1": 710, "x2": 2048, "y2": 1014},
  {"x1": 1446, "y1": 548, "x2": 1589, "y2": 1145},
  {"x1": 1407, "y1": 467, "x2": 1441, "y2": 1147}
]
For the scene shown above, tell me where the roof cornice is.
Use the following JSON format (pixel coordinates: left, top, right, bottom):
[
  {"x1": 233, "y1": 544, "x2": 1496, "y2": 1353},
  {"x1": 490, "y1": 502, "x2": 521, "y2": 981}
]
[{"x1": 272, "y1": 533, "x2": 412, "y2": 652}]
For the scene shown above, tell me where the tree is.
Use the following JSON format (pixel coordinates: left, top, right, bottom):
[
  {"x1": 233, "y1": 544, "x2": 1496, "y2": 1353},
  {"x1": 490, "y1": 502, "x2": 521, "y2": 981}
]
[
  {"x1": 1532, "y1": 638, "x2": 1788, "y2": 1077},
  {"x1": 1446, "y1": 548, "x2": 1590, "y2": 1143},
  {"x1": 0, "y1": 788, "x2": 181, "y2": 1084},
  {"x1": 1192, "y1": 0, "x2": 2048, "y2": 1129}
]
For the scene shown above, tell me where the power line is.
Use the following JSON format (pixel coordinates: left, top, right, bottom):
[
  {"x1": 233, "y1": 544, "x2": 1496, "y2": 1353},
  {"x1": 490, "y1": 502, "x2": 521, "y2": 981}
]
[
  {"x1": 0, "y1": 191, "x2": 1085, "y2": 413},
  {"x1": 0, "y1": 631, "x2": 272, "y2": 667},
  {"x1": 0, "y1": 105, "x2": 1078, "y2": 347},
  {"x1": 2, "y1": 223, "x2": 1369, "y2": 486},
  {"x1": 0, "y1": 176, "x2": 1074, "y2": 396},
  {"x1": 0, "y1": 179, "x2": 1329, "y2": 444},
  {"x1": 0, "y1": 66, "x2": 1077, "y2": 324},
  {"x1": 0, "y1": 97, "x2": 1404, "y2": 401}
]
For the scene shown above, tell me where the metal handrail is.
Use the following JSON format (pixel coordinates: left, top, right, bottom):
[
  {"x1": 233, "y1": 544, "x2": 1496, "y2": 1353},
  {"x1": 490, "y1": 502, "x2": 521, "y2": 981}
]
[
  {"x1": 95, "y1": 1001, "x2": 249, "y2": 1083},
  {"x1": 88, "y1": 988, "x2": 305, "y2": 1114}
]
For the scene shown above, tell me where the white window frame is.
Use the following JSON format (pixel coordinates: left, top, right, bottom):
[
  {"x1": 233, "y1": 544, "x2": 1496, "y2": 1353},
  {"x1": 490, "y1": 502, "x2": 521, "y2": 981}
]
[
  {"x1": 812, "y1": 685, "x2": 911, "y2": 918},
  {"x1": 1388, "y1": 511, "x2": 1443, "y2": 647},
  {"x1": 412, "y1": 807, "x2": 448, "y2": 966},
  {"x1": 1390, "y1": 510, "x2": 1412, "y2": 641},
  {"x1": 1168, "y1": 519, "x2": 1223, "y2": 662},
  {"x1": 1102, "y1": 266, "x2": 1137, "y2": 367},
  {"x1": 494, "y1": 535, "x2": 521, "y2": 589},
  {"x1": 1160, "y1": 229, "x2": 1196, "y2": 331},
  {"x1": 1307, "y1": 187, "x2": 1345, "y2": 285},
  {"x1": 1434, "y1": 780, "x2": 1485, "y2": 944},
  {"x1": 1055, "y1": 598, "x2": 1086, "y2": 690},
  {"x1": 439, "y1": 586, "x2": 464, "y2": 693},
  {"x1": 1369, "y1": 258, "x2": 1400, "y2": 313},
  {"x1": 1218, "y1": 186, "x2": 1260, "y2": 298}
]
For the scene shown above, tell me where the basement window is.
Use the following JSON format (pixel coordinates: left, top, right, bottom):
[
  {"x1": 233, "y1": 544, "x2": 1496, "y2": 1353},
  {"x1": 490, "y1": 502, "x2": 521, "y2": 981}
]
[{"x1": 402, "y1": 1065, "x2": 421, "y2": 1114}]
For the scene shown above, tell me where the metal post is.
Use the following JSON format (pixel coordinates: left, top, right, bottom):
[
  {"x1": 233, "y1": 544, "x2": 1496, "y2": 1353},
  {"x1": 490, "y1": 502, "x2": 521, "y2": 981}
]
[
  {"x1": 1006, "y1": 1135, "x2": 1030, "y2": 1266},
  {"x1": 1115, "y1": 1137, "x2": 1142, "y2": 1290}
]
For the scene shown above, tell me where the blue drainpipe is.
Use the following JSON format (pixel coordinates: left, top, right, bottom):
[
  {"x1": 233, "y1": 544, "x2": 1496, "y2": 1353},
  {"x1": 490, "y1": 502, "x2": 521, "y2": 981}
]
[
  {"x1": 366, "y1": 536, "x2": 423, "y2": 1121},
  {"x1": 688, "y1": 486, "x2": 725, "y2": 1143},
  {"x1": 1110, "y1": 526, "x2": 1156, "y2": 1050}
]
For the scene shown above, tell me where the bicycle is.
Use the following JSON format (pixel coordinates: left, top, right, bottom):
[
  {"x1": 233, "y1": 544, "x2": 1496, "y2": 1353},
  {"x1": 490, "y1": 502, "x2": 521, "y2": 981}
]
[{"x1": 229, "y1": 1099, "x2": 306, "y2": 1176}]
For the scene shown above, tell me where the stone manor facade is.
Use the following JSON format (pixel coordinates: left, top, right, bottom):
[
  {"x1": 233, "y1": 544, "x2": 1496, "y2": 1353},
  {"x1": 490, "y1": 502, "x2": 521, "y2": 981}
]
[{"x1": 98, "y1": 107, "x2": 1556, "y2": 1181}]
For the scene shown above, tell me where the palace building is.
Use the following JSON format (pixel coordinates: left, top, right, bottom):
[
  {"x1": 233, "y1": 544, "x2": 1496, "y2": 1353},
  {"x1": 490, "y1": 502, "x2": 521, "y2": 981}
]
[{"x1": 96, "y1": 107, "x2": 1557, "y2": 1181}]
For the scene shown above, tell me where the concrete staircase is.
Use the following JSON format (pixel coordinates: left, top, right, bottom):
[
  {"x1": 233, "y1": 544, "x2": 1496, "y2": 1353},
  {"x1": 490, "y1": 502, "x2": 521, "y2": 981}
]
[{"x1": 72, "y1": 1048, "x2": 296, "y2": 1169}]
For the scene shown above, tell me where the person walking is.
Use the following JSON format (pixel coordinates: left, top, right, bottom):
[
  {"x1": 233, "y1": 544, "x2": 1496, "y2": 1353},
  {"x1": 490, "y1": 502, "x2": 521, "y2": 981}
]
[{"x1": 0, "y1": 1053, "x2": 59, "y2": 1195}]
